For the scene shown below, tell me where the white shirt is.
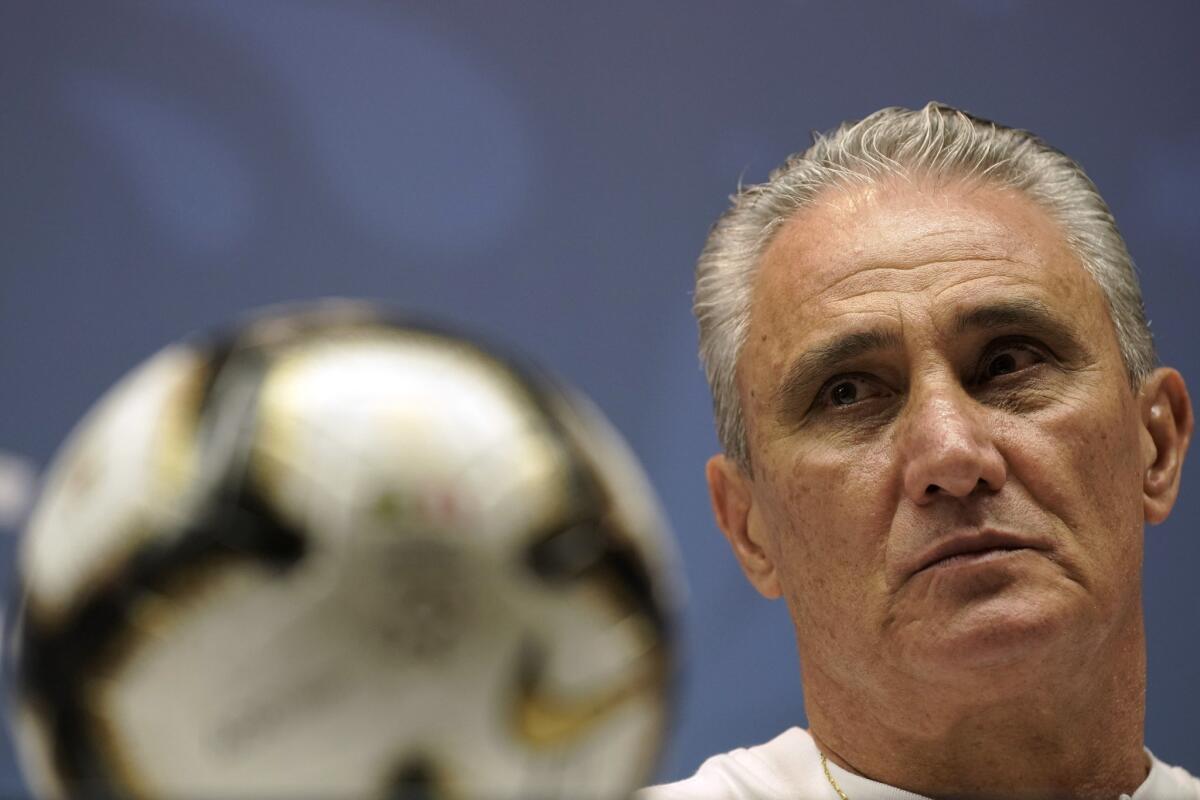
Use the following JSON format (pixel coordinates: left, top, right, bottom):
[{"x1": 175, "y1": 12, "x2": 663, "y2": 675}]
[{"x1": 637, "y1": 728, "x2": 1200, "y2": 800}]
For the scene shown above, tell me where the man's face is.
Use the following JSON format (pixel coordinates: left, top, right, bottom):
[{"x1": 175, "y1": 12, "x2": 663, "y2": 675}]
[{"x1": 726, "y1": 180, "x2": 1164, "y2": 696}]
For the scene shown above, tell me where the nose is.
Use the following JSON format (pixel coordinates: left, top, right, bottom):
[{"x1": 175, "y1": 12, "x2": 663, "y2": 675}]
[{"x1": 898, "y1": 383, "x2": 1007, "y2": 504}]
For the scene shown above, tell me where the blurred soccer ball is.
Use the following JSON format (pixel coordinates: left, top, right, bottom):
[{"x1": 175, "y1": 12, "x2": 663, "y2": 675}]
[{"x1": 7, "y1": 302, "x2": 680, "y2": 799}]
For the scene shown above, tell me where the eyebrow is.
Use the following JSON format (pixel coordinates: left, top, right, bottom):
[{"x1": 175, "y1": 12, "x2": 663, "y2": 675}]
[
  {"x1": 772, "y1": 298, "x2": 1086, "y2": 416},
  {"x1": 950, "y1": 297, "x2": 1073, "y2": 337},
  {"x1": 774, "y1": 326, "x2": 903, "y2": 414}
]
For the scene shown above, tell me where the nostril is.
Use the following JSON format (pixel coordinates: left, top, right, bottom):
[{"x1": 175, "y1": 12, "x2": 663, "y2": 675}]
[{"x1": 925, "y1": 484, "x2": 941, "y2": 495}]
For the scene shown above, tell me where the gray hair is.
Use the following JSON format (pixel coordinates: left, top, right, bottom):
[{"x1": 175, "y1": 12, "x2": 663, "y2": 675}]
[{"x1": 695, "y1": 101, "x2": 1156, "y2": 471}]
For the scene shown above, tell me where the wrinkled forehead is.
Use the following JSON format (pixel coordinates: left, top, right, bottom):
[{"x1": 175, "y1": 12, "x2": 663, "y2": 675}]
[{"x1": 746, "y1": 180, "x2": 1107, "y2": 341}]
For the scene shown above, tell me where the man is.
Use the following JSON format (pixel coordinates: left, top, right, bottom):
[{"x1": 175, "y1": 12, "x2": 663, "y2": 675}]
[{"x1": 642, "y1": 103, "x2": 1197, "y2": 799}]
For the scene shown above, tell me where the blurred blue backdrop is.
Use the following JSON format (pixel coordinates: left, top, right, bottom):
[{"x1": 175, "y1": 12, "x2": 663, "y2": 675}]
[{"x1": 1, "y1": 1, "x2": 1198, "y2": 794}]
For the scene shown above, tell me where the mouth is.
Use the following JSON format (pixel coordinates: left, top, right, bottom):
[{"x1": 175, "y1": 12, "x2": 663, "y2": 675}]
[{"x1": 909, "y1": 531, "x2": 1048, "y2": 579}]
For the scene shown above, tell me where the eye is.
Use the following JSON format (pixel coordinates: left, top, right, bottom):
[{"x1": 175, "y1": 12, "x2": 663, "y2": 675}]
[
  {"x1": 819, "y1": 375, "x2": 889, "y2": 409},
  {"x1": 980, "y1": 343, "x2": 1046, "y2": 381}
]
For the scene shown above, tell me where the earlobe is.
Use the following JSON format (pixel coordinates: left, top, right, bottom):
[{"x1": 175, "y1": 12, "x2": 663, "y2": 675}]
[
  {"x1": 705, "y1": 455, "x2": 782, "y2": 599},
  {"x1": 1140, "y1": 368, "x2": 1194, "y2": 524}
]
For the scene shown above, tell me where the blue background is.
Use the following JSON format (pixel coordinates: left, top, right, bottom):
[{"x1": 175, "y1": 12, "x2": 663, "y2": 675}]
[{"x1": 1, "y1": 1, "x2": 1197, "y2": 794}]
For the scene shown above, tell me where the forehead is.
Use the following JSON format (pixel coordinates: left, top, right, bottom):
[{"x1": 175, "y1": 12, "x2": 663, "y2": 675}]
[{"x1": 744, "y1": 180, "x2": 1111, "y2": 367}]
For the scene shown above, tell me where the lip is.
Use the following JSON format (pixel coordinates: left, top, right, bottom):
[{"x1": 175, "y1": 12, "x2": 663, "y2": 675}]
[{"x1": 906, "y1": 530, "x2": 1050, "y2": 580}]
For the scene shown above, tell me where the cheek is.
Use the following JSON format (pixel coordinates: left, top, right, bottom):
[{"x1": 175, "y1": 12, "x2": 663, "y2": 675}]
[
  {"x1": 756, "y1": 441, "x2": 897, "y2": 630},
  {"x1": 1004, "y1": 399, "x2": 1145, "y2": 564}
]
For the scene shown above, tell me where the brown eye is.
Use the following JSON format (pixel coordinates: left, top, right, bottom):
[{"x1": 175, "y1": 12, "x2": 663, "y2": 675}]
[
  {"x1": 981, "y1": 344, "x2": 1045, "y2": 381},
  {"x1": 987, "y1": 352, "x2": 1018, "y2": 377},
  {"x1": 831, "y1": 381, "x2": 858, "y2": 406},
  {"x1": 820, "y1": 375, "x2": 889, "y2": 409}
]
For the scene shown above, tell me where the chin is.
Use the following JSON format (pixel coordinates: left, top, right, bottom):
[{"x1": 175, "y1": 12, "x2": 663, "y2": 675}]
[{"x1": 893, "y1": 579, "x2": 1090, "y2": 683}]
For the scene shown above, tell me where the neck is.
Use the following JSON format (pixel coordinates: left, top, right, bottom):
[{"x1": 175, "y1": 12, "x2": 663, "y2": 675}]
[{"x1": 804, "y1": 616, "x2": 1148, "y2": 800}]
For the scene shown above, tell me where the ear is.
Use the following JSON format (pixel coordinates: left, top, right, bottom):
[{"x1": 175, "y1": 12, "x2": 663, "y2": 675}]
[
  {"x1": 705, "y1": 454, "x2": 781, "y2": 599},
  {"x1": 1140, "y1": 368, "x2": 1193, "y2": 524}
]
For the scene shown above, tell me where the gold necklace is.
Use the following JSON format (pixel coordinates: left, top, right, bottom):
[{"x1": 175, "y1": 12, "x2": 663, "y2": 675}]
[{"x1": 820, "y1": 752, "x2": 850, "y2": 800}]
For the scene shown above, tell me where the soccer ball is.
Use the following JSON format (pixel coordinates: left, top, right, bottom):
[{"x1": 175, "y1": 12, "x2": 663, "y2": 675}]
[{"x1": 7, "y1": 302, "x2": 680, "y2": 799}]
